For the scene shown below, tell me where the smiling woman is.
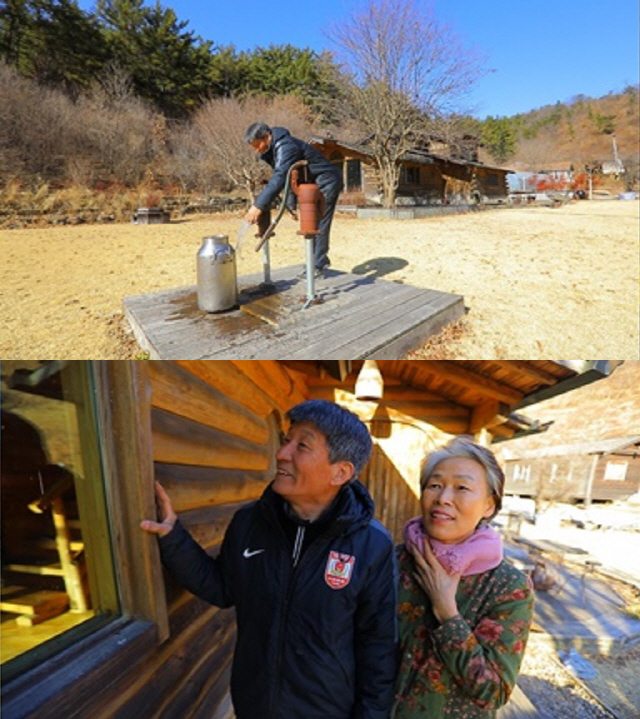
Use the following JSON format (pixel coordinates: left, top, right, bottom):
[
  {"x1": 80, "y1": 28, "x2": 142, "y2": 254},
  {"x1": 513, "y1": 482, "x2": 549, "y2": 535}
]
[
  {"x1": 394, "y1": 437, "x2": 534, "y2": 719},
  {"x1": 420, "y1": 456, "x2": 496, "y2": 545}
]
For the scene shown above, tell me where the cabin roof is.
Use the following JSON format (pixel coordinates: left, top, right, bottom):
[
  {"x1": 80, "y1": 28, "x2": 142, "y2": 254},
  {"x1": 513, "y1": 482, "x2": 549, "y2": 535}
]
[
  {"x1": 310, "y1": 137, "x2": 513, "y2": 174},
  {"x1": 503, "y1": 434, "x2": 640, "y2": 460},
  {"x1": 281, "y1": 361, "x2": 622, "y2": 440}
]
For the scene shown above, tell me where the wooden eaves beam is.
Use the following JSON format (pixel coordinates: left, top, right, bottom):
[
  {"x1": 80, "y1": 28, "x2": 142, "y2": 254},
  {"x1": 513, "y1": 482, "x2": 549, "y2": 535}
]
[
  {"x1": 416, "y1": 361, "x2": 523, "y2": 405},
  {"x1": 489, "y1": 361, "x2": 559, "y2": 386},
  {"x1": 469, "y1": 400, "x2": 511, "y2": 434}
]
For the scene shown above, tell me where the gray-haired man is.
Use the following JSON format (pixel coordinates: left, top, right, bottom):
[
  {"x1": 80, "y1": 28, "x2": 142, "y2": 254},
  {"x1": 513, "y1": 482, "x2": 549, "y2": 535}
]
[
  {"x1": 141, "y1": 399, "x2": 397, "y2": 719},
  {"x1": 244, "y1": 123, "x2": 343, "y2": 277}
]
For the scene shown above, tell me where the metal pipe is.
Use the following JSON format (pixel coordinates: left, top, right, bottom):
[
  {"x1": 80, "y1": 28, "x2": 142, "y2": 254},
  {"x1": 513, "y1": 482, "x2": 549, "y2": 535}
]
[
  {"x1": 262, "y1": 239, "x2": 271, "y2": 284},
  {"x1": 303, "y1": 235, "x2": 315, "y2": 309}
]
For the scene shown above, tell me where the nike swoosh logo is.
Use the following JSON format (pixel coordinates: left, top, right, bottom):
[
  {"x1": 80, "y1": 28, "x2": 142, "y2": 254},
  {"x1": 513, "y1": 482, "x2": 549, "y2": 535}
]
[{"x1": 243, "y1": 548, "x2": 265, "y2": 558}]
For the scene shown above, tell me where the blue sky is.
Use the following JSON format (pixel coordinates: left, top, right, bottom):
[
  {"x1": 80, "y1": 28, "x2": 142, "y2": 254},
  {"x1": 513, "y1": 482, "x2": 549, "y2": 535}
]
[{"x1": 77, "y1": 0, "x2": 639, "y2": 118}]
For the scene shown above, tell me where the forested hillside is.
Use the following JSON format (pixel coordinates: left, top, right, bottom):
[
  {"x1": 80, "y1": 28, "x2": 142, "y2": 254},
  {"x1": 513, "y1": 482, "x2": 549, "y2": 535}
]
[{"x1": 478, "y1": 88, "x2": 639, "y2": 178}]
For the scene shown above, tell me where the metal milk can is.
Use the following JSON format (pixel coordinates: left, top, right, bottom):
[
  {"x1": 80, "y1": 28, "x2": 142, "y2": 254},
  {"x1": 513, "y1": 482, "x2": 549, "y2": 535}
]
[{"x1": 196, "y1": 235, "x2": 238, "y2": 312}]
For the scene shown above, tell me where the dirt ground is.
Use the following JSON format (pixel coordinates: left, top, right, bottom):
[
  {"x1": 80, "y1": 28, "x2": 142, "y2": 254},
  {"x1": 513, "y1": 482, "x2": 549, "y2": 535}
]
[
  {"x1": 513, "y1": 504, "x2": 640, "y2": 719},
  {"x1": 0, "y1": 199, "x2": 637, "y2": 359}
]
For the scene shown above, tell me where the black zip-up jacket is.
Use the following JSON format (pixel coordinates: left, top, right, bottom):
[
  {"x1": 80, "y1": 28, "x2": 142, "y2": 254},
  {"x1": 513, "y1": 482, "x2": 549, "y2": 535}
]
[
  {"x1": 158, "y1": 480, "x2": 397, "y2": 719},
  {"x1": 254, "y1": 126, "x2": 343, "y2": 211}
]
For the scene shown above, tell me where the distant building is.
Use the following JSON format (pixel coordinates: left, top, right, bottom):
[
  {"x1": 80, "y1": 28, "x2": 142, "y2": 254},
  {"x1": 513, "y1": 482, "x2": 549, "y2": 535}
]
[
  {"x1": 311, "y1": 136, "x2": 512, "y2": 207},
  {"x1": 496, "y1": 361, "x2": 640, "y2": 505},
  {"x1": 502, "y1": 435, "x2": 640, "y2": 504}
]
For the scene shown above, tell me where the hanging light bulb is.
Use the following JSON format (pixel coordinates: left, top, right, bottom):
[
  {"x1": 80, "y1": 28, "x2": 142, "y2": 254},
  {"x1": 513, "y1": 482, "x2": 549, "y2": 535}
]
[{"x1": 355, "y1": 360, "x2": 384, "y2": 400}]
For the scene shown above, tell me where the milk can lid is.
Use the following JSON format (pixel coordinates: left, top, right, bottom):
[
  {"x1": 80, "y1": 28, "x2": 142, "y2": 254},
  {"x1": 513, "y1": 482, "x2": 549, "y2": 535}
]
[{"x1": 203, "y1": 234, "x2": 229, "y2": 243}]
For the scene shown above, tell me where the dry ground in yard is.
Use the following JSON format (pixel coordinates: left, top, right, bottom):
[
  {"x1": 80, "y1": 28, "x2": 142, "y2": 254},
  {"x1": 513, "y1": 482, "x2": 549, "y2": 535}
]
[{"x1": 0, "y1": 199, "x2": 637, "y2": 359}]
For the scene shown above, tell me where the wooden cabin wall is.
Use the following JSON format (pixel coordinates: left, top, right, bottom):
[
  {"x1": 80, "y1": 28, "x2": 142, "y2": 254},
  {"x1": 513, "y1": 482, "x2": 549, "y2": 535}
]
[
  {"x1": 504, "y1": 454, "x2": 640, "y2": 503},
  {"x1": 98, "y1": 360, "x2": 307, "y2": 719},
  {"x1": 592, "y1": 454, "x2": 640, "y2": 501},
  {"x1": 474, "y1": 168, "x2": 510, "y2": 200},
  {"x1": 363, "y1": 420, "x2": 433, "y2": 543},
  {"x1": 361, "y1": 162, "x2": 379, "y2": 200},
  {"x1": 504, "y1": 457, "x2": 586, "y2": 502},
  {"x1": 397, "y1": 164, "x2": 444, "y2": 204}
]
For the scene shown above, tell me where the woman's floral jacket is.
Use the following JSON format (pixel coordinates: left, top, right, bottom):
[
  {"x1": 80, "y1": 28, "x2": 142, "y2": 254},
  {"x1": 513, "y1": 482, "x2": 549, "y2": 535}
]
[{"x1": 393, "y1": 545, "x2": 534, "y2": 719}]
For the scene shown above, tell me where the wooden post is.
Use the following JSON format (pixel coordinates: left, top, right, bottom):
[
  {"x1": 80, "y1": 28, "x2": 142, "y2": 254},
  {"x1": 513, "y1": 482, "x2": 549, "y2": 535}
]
[
  {"x1": 95, "y1": 361, "x2": 169, "y2": 642},
  {"x1": 51, "y1": 497, "x2": 88, "y2": 612},
  {"x1": 584, "y1": 453, "x2": 599, "y2": 508}
]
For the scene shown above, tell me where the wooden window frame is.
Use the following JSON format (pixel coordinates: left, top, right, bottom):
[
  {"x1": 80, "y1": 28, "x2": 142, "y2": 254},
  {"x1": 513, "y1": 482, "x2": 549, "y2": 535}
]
[{"x1": 1, "y1": 361, "x2": 169, "y2": 718}]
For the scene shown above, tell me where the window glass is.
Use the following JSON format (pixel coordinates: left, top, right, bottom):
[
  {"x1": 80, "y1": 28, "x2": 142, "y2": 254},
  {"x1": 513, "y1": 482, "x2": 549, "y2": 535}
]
[
  {"x1": 1, "y1": 361, "x2": 118, "y2": 670},
  {"x1": 604, "y1": 460, "x2": 628, "y2": 481},
  {"x1": 346, "y1": 159, "x2": 362, "y2": 190}
]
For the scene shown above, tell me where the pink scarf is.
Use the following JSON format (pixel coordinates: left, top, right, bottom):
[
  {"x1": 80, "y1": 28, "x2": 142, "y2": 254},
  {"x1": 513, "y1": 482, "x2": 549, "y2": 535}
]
[{"x1": 403, "y1": 516, "x2": 503, "y2": 576}]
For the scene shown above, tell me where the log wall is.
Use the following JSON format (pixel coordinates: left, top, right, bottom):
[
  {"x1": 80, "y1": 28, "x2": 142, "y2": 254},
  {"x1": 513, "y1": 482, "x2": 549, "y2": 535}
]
[
  {"x1": 139, "y1": 360, "x2": 306, "y2": 719},
  {"x1": 9, "y1": 360, "x2": 307, "y2": 719}
]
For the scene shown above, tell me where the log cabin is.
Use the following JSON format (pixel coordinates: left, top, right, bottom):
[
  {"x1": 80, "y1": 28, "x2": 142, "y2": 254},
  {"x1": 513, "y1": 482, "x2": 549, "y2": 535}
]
[
  {"x1": 310, "y1": 137, "x2": 512, "y2": 207},
  {"x1": 0, "y1": 360, "x2": 620, "y2": 719},
  {"x1": 502, "y1": 435, "x2": 640, "y2": 505}
]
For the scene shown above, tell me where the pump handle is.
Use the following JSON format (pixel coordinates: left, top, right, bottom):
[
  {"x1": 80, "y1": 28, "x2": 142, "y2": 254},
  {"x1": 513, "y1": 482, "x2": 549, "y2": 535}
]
[{"x1": 254, "y1": 160, "x2": 308, "y2": 252}]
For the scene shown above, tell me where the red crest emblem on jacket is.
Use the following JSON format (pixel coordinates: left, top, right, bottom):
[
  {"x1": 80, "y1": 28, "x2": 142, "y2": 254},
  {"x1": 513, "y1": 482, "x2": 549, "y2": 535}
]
[{"x1": 324, "y1": 551, "x2": 355, "y2": 589}]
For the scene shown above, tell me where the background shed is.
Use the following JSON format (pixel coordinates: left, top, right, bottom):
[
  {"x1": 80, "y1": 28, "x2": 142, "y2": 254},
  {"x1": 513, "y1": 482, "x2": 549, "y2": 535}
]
[{"x1": 502, "y1": 435, "x2": 640, "y2": 504}]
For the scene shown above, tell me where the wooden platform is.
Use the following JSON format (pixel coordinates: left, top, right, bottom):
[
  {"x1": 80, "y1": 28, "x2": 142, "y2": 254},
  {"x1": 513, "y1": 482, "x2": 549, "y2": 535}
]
[{"x1": 123, "y1": 264, "x2": 465, "y2": 359}]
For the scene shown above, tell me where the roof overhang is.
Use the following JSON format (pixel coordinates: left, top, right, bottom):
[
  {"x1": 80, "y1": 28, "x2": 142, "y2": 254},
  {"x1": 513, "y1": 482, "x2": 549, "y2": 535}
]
[
  {"x1": 502, "y1": 435, "x2": 640, "y2": 459},
  {"x1": 513, "y1": 361, "x2": 621, "y2": 409},
  {"x1": 280, "y1": 361, "x2": 623, "y2": 439}
]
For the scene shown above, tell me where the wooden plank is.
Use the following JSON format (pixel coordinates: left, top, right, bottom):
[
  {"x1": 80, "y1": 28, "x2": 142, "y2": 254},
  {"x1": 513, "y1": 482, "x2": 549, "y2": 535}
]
[
  {"x1": 202, "y1": 273, "x2": 399, "y2": 359},
  {"x1": 123, "y1": 266, "x2": 464, "y2": 360},
  {"x1": 414, "y1": 361, "x2": 524, "y2": 404},
  {"x1": 203, "y1": 288, "x2": 435, "y2": 360},
  {"x1": 491, "y1": 360, "x2": 559, "y2": 387},
  {"x1": 217, "y1": 283, "x2": 426, "y2": 359},
  {"x1": 154, "y1": 463, "x2": 269, "y2": 510},
  {"x1": 230, "y1": 361, "x2": 308, "y2": 413},
  {"x1": 94, "y1": 362, "x2": 170, "y2": 642},
  {"x1": 148, "y1": 360, "x2": 269, "y2": 445},
  {"x1": 0, "y1": 587, "x2": 69, "y2": 617},
  {"x1": 1, "y1": 618, "x2": 157, "y2": 719},
  {"x1": 177, "y1": 503, "x2": 244, "y2": 551},
  {"x1": 470, "y1": 400, "x2": 511, "y2": 433},
  {"x1": 152, "y1": 407, "x2": 269, "y2": 471},
  {"x1": 309, "y1": 385, "x2": 446, "y2": 403},
  {"x1": 174, "y1": 360, "x2": 277, "y2": 418},
  {"x1": 95, "y1": 607, "x2": 235, "y2": 719},
  {"x1": 4, "y1": 563, "x2": 65, "y2": 577},
  {"x1": 337, "y1": 292, "x2": 465, "y2": 358}
]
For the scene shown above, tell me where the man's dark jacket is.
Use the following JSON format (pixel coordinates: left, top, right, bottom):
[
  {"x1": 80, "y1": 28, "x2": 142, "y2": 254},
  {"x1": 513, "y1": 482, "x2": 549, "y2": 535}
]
[
  {"x1": 158, "y1": 480, "x2": 397, "y2": 719},
  {"x1": 254, "y1": 126, "x2": 342, "y2": 211}
]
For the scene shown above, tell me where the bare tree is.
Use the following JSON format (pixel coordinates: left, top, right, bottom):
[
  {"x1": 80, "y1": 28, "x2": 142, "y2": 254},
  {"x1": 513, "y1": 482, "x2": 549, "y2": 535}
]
[
  {"x1": 76, "y1": 73, "x2": 158, "y2": 186},
  {"x1": 181, "y1": 94, "x2": 315, "y2": 199},
  {"x1": 327, "y1": 0, "x2": 485, "y2": 207}
]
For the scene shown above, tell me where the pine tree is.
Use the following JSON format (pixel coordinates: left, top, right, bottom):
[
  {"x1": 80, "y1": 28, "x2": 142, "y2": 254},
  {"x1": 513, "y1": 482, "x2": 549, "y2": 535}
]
[
  {"x1": 96, "y1": 0, "x2": 213, "y2": 117},
  {"x1": 1, "y1": 0, "x2": 109, "y2": 92},
  {"x1": 481, "y1": 116, "x2": 516, "y2": 164}
]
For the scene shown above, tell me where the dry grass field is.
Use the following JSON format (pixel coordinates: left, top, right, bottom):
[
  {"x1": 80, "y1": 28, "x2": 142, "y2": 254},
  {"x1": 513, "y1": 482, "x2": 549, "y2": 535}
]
[{"x1": 0, "y1": 198, "x2": 637, "y2": 359}]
